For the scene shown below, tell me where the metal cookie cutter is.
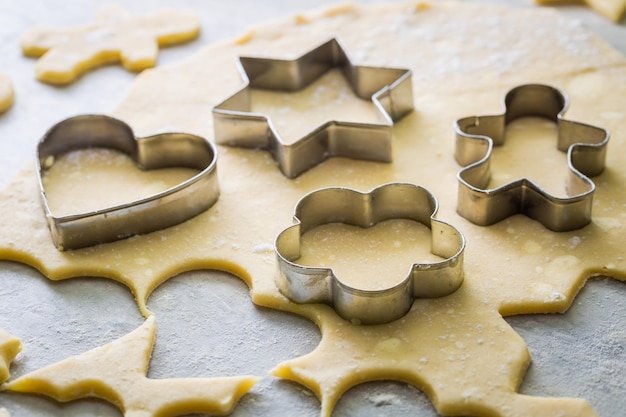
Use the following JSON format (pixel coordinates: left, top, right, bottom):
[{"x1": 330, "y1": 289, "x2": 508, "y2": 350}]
[
  {"x1": 274, "y1": 183, "x2": 465, "y2": 325},
  {"x1": 36, "y1": 114, "x2": 219, "y2": 250},
  {"x1": 213, "y1": 37, "x2": 414, "y2": 178},
  {"x1": 454, "y1": 84, "x2": 609, "y2": 232}
]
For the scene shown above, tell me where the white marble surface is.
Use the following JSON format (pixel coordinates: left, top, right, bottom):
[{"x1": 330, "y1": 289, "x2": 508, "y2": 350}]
[{"x1": 0, "y1": 1, "x2": 624, "y2": 416}]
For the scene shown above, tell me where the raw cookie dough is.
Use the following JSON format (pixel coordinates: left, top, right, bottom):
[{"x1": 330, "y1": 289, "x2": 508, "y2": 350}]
[
  {"x1": 296, "y1": 219, "x2": 444, "y2": 291},
  {"x1": 41, "y1": 148, "x2": 198, "y2": 217},
  {"x1": 20, "y1": 5, "x2": 200, "y2": 85},
  {"x1": 0, "y1": 2, "x2": 625, "y2": 417},
  {"x1": 0, "y1": 74, "x2": 14, "y2": 114},
  {"x1": 6, "y1": 317, "x2": 258, "y2": 417},
  {"x1": 535, "y1": 0, "x2": 626, "y2": 22},
  {"x1": 0, "y1": 328, "x2": 21, "y2": 384}
]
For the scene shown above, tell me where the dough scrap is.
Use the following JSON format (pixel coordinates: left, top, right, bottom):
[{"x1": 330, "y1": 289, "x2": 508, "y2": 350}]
[
  {"x1": 535, "y1": 0, "x2": 626, "y2": 22},
  {"x1": 6, "y1": 316, "x2": 258, "y2": 417},
  {"x1": 0, "y1": 2, "x2": 625, "y2": 417},
  {"x1": 20, "y1": 5, "x2": 200, "y2": 85},
  {"x1": 0, "y1": 74, "x2": 14, "y2": 114},
  {"x1": 0, "y1": 328, "x2": 21, "y2": 384}
]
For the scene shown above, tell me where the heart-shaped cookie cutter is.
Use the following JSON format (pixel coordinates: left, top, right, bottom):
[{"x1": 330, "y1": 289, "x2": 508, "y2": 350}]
[
  {"x1": 275, "y1": 183, "x2": 465, "y2": 325},
  {"x1": 454, "y1": 84, "x2": 609, "y2": 231},
  {"x1": 213, "y1": 37, "x2": 413, "y2": 178},
  {"x1": 36, "y1": 115, "x2": 219, "y2": 250}
]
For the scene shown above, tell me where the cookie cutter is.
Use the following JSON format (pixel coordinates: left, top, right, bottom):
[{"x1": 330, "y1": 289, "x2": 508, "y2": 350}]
[
  {"x1": 213, "y1": 37, "x2": 413, "y2": 178},
  {"x1": 274, "y1": 183, "x2": 465, "y2": 325},
  {"x1": 454, "y1": 84, "x2": 609, "y2": 232},
  {"x1": 36, "y1": 114, "x2": 219, "y2": 250}
]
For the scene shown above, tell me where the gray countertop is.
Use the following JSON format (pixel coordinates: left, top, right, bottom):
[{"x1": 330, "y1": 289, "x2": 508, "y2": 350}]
[{"x1": 0, "y1": 1, "x2": 624, "y2": 416}]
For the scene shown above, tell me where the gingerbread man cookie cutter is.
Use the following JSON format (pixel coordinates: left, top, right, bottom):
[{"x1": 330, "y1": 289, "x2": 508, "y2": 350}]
[
  {"x1": 213, "y1": 37, "x2": 414, "y2": 178},
  {"x1": 36, "y1": 115, "x2": 219, "y2": 250},
  {"x1": 275, "y1": 183, "x2": 465, "y2": 325},
  {"x1": 454, "y1": 84, "x2": 609, "y2": 232}
]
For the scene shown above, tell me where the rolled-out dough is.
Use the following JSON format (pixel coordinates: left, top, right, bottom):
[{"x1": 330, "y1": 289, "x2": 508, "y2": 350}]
[
  {"x1": 6, "y1": 317, "x2": 259, "y2": 417},
  {"x1": 20, "y1": 5, "x2": 200, "y2": 85},
  {"x1": 0, "y1": 2, "x2": 625, "y2": 416},
  {"x1": 0, "y1": 328, "x2": 21, "y2": 384},
  {"x1": 0, "y1": 74, "x2": 14, "y2": 114}
]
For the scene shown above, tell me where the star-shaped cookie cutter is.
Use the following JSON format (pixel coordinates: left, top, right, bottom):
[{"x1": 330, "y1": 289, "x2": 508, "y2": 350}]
[
  {"x1": 36, "y1": 115, "x2": 219, "y2": 250},
  {"x1": 212, "y1": 38, "x2": 414, "y2": 178},
  {"x1": 454, "y1": 84, "x2": 609, "y2": 232},
  {"x1": 274, "y1": 183, "x2": 465, "y2": 325}
]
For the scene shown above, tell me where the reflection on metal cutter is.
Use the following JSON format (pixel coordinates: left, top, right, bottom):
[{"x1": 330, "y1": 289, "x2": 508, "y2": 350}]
[
  {"x1": 274, "y1": 183, "x2": 465, "y2": 325},
  {"x1": 454, "y1": 84, "x2": 609, "y2": 232},
  {"x1": 213, "y1": 37, "x2": 414, "y2": 178},
  {"x1": 36, "y1": 115, "x2": 219, "y2": 250}
]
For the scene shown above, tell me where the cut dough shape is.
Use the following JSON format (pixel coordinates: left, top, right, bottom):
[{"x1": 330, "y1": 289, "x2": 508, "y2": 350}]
[
  {"x1": 586, "y1": 0, "x2": 626, "y2": 20},
  {"x1": 0, "y1": 328, "x2": 21, "y2": 384},
  {"x1": 535, "y1": 0, "x2": 626, "y2": 22},
  {"x1": 0, "y1": 2, "x2": 625, "y2": 417},
  {"x1": 6, "y1": 317, "x2": 258, "y2": 417},
  {"x1": 41, "y1": 148, "x2": 198, "y2": 217},
  {"x1": 296, "y1": 219, "x2": 444, "y2": 291},
  {"x1": 0, "y1": 74, "x2": 14, "y2": 114},
  {"x1": 20, "y1": 5, "x2": 200, "y2": 85}
]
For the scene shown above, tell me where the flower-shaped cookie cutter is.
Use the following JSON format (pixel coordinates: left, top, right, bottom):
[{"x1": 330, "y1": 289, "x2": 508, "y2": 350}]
[
  {"x1": 275, "y1": 183, "x2": 465, "y2": 325},
  {"x1": 36, "y1": 115, "x2": 219, "y2": 250},
  {"x1": 454, "y1": 84, "x2": 609, "y2": 232},
  {"x1": 213, "y1": 37, "x2": 414, "y2": 178}
]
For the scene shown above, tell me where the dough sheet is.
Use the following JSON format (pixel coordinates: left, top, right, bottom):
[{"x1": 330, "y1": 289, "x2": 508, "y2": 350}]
[
  {"x1": 0, "y1": 329, "x2": 21, "y2": 384},
  {"x1": 0, "y1": 2, "x2": 625, "y2": 416},
  {"x1": 0, "y1": 74, "x2": 13, "y2": 114},
  {"x1": 535, "y1": 0, "x2": 626, "y2": 22}
]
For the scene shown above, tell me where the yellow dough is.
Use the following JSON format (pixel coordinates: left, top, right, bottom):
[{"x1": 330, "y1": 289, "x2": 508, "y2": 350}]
[
  {"x1": 20, "y1": 5, "x2": 200, "y2": 84},
  {"x1": 41, "y1": 148, "x2": 198, "y2": 216},
  {"x1": 297, "y1": 219, "x2": 444, "y2": 291},
  {"x1": 0, "y1": 2, "x2": 625, "y2": 417},
  {"x1": 6, "y1": 316, "x2": 259, "y2": 417},
  {"x1": 535, "y1": 0, "x2": 626, "y2": 22},
  {"x1": 0, "y1": 74, "x2": 14, "y2": 114},
  {"x1": 0, "y1": 328, "x2": 21, "y2": 384},
  {"x1": 586, "y1": 0, "x2": 626, "y2": 21}
]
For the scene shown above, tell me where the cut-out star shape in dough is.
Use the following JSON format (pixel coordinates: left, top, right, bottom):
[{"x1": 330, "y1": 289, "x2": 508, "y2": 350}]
[
  {"x1": 0, "y1": 74, "x2": 14, "y2": 114},
  {"x1": 6, "y1": 316, "x2": 258, "y2": 417},
  {"x1": 534, "y1": 0, "x2": 626, "y2": 22},
  {"x1": 20, "y1": 5, "x2": 200, "y2": 85},
  {"x1": 0, "y1": 328, "x2": 21, "y2": 384},
  {"x1": 213, "y1": 37, "x2": 413, "y2": 178}
]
